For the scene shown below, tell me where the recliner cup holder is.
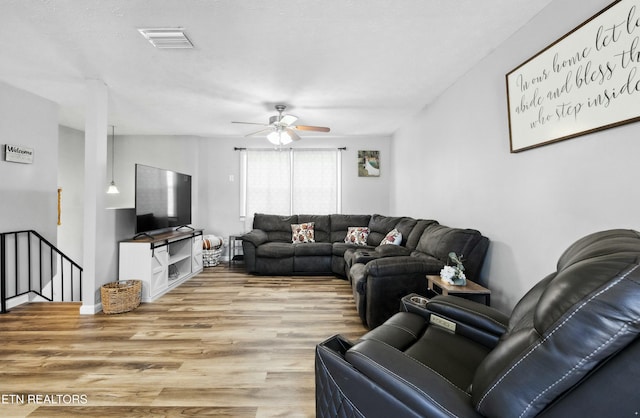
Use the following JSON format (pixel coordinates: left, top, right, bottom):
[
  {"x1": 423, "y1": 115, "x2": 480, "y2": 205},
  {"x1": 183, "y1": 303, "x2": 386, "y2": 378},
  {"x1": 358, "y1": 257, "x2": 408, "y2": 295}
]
[{"x1": 410, "y1": 295, "x2": 429, "y2": 307}]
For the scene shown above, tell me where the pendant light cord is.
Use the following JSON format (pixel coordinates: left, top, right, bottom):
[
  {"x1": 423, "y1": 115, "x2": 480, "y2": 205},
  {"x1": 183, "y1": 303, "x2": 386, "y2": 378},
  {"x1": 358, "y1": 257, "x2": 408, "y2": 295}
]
[{"x1": 111, "y1": 125, "x2": 115, "y2": 182}]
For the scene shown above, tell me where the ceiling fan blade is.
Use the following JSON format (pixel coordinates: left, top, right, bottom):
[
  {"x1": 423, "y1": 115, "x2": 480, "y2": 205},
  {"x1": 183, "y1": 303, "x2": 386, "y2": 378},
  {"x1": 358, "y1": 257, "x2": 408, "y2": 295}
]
[
  {"x1": 279, "y1": 114, "x2": 298, "y2": 126},
  {"x1": 292, "y1": 125, "x2": 330, "y2": 132},
  {"x1": 245, "y1": 127, "x2": 274, "y2": 137},
  {"x1": 232, "y1": 121, "x2": 269, "y2": 126},
  {"x1": 286, "y1": 128, "x2": 301, "y2": 141}
]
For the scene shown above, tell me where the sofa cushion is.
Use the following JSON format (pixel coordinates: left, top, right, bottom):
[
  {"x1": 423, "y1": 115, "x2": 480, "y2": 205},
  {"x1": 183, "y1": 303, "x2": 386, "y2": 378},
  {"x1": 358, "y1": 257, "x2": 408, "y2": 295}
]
[
  {"x1": 255, "y1": 242, "x2": 295, "y2": 258},
  {"x1": 416, "y1": 223, "x2": 484, "y2": 263},
  {"x1": 367, "y1": 214, "x2": 404, "y2": 246},
  {"x1": 299, "y1": 215, "x2": 330, "y2": 242},
  {"x1": 345, "y1": 227, "x2": 370, "y2": 245},
  {"x1": 330, "y1": 214, "x2": 371, "y2": 242},
  {"x1": 293, "y1": 242, "x2": 333, "y2": 256},
  {"x1": 394, "y1": 217, "x2": 418, "y2": 246},
  {"x1": 253, "y1": 213, "x2": 299, "y2": 242},
  {"x1": 405, "y1": 219, "x2": 438, "y2": 251},
  {"x1": 291, "y1": 222, "x2": 315, "y2": 243}
]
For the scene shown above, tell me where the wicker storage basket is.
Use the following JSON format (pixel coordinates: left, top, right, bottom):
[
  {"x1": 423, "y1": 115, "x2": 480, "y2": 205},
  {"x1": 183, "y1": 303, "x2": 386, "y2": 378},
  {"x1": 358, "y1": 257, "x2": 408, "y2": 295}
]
[
  {"x1": 101, "y1": 280, "x2": 142, "y2": 314},
  {"x1": 203, "y1": 235, "x2": 223, "y2": 267},
  {"x1": 203, "y1": 248, "x2": 223, "y2": 267}
]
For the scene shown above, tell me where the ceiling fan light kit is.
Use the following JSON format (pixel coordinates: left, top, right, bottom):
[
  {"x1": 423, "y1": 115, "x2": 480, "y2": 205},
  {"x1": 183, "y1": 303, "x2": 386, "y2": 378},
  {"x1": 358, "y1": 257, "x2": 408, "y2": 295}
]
[
  {"x1": 233, "y1": 104, "x2": 330, "y2": 146},
  {"x1": 267, "y1": 130, "x2": 293, "y2": 146}
]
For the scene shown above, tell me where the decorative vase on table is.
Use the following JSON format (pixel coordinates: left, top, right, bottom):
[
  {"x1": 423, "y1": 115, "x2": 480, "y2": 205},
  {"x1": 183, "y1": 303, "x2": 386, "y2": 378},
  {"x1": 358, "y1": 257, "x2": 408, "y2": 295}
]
[{"x1": 440, "y1": 252, "x2": 466, "y2": 286}]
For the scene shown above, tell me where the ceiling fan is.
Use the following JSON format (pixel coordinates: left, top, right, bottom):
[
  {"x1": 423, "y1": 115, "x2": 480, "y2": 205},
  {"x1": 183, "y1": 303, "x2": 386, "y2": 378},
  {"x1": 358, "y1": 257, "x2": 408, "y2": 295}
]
[{"x1": 232, "y1": 104, "x2": 330, "y2": 145}]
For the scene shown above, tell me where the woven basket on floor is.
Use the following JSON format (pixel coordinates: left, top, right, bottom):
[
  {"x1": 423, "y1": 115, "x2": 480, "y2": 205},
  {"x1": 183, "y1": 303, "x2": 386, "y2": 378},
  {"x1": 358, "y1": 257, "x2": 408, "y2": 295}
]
[
  {"x1": 101, "y1": 280, "x2": 142, "y2": 314},
  {"x1": 203, "y1": 248, "x2": 223, "y2": 267}
]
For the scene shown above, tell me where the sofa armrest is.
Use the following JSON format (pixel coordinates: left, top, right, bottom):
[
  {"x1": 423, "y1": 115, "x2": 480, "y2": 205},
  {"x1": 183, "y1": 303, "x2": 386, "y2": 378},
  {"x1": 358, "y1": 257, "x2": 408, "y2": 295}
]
[
  {"x1": 365, "y1": 256, "x2": 439, "y2": 277},
  {"x1": 352, "y1": 250, "x2": 379, "y2": 265},
  {"x1": 374, "y1": 244, "x2": 412, "y2": 258},
  {"x1": 427, "y1": 295, "x2": 509, "y2": 333},
  {"x1": 345, "y1": 339, "x2": 482, "y2": 418},
  {"x1": 426, "y1": 295, "x2": 509, "y2": 348},
  {"x1": 355, "y1": 256, "x2": 440, "y2": 328},
  {"x1": 316, "y1": 336, "x2": 426, "y2": 418},
  {"x1": 241, "y1": 229, "x2": 268, "y2": 247}
]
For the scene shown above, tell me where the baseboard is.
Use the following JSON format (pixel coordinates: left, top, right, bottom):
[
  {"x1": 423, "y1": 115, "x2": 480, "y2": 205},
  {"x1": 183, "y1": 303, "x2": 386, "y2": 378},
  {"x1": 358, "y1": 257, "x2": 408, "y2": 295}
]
[
  {"x1": 5, "y1": 295, "x2": 102, "y2": 315},
  {"x1": 79, "y1": 302, "x2": 103, "y2": 315},
  {"x1": 6, "y1": 294, "x2": 31, "y2": 310}
]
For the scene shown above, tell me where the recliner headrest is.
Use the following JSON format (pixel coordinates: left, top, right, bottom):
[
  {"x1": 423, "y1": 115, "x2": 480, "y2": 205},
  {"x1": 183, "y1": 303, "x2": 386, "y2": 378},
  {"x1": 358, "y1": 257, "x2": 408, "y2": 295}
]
[{"x1": 473, "y1": 229, "x2": 640, "y2": 418}]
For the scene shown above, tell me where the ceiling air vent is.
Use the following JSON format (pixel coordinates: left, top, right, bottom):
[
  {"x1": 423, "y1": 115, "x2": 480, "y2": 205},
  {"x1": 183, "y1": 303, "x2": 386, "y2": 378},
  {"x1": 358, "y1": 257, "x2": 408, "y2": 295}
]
[{"x1": 138, "y1": 28, "x2": 194, "y2": 49}]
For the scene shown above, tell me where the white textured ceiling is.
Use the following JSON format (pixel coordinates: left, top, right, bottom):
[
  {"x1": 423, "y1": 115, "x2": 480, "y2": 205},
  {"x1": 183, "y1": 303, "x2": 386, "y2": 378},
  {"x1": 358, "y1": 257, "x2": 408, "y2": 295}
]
[{"x1": 0, "y1": 0, "x2": 554, "y2": 138}]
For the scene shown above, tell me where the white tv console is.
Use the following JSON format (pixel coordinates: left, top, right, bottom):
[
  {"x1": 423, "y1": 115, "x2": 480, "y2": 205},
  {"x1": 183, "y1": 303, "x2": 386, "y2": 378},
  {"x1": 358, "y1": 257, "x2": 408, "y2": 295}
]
[{"x1": 118, "y1": 229, "x2": 203, "y2": 302}]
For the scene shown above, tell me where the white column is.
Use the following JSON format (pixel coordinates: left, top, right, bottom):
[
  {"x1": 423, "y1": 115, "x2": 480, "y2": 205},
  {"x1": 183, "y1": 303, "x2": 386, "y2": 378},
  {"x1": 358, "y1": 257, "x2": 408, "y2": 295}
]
[{"x1": 80, "y1": 79, "x2": 108, "y2": 314}]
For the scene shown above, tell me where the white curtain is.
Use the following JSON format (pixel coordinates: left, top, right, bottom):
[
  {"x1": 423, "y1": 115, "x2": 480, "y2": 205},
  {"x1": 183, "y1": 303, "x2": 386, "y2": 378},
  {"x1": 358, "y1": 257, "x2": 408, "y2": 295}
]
[
  {"x1": 292, "y1": 149, "x2": 339, "y2": 214},
  {"x1": 246, "y1": 150, "x2": 291, "y2": 217},
  {"x1": 241, "y1": 149, "x2": 341, "y2": 218}
]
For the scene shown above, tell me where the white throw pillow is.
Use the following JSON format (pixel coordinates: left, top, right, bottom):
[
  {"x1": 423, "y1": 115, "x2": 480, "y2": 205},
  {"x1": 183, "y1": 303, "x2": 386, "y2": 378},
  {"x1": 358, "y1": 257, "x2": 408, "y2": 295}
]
[{"x1": 380, "y1": 228, "x2": 402, "y2": 246}]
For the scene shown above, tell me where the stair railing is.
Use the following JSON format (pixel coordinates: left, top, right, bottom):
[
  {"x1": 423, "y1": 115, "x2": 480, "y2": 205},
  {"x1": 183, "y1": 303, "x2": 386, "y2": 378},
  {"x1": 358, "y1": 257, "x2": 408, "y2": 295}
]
[{"x1": 1, "y1": 230, "x2": 83, "y2": 313}]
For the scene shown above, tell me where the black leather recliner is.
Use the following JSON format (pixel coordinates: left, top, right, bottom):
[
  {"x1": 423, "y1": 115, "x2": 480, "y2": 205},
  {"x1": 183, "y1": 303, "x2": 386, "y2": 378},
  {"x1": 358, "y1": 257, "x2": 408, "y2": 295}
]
[{"x1": 316, "y1": 229, "x2": 640, "y2": 417}]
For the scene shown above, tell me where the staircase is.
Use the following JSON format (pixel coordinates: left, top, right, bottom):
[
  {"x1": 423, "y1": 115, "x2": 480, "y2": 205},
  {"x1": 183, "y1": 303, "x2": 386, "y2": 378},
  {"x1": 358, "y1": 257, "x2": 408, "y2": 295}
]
[{"x1": 1, "y1": 230, "x2": 82, "y2": 313}]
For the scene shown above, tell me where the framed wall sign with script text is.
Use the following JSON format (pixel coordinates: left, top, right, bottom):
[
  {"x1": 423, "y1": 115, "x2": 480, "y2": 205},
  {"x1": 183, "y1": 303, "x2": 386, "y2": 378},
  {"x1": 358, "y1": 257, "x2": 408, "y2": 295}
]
[{"x1": 506, "y1": 0, "x2": 640, "y2": 152}]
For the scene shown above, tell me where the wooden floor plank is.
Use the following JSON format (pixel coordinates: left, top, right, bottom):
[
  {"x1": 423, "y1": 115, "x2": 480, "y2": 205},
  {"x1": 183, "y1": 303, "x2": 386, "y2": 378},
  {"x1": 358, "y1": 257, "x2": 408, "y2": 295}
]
[{"x1": 0, "y1": 266, "x2": 366, "y2": 417}]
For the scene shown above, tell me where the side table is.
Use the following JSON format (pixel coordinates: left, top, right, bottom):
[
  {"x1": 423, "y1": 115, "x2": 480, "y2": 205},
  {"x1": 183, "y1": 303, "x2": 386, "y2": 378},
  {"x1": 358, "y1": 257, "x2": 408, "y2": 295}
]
[
  {"x1": 426, "y1": 275, "x2": 491, "y2": 306},
  {"x1": 228, "y1": 235, "x2": 244, "y2": 267}
]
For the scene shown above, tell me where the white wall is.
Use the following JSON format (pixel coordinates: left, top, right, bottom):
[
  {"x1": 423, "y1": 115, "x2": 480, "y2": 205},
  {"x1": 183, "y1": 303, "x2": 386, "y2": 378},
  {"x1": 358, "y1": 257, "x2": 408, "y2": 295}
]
[
  {"x1": 57, "y1": 123, "x2": 136, "y2": 310},
  {"x1": 0, "y1": 81, "x2": 58, "y2": 241},
  {"x1": 58, "y1": 125, "x2": 84, "y2": 263},
  {"x1": 196, "y1": 135, "x2": 392, "y2": 239},
  {"x1": 391, "y1": 0, "x2": 639, "y2": 312}
]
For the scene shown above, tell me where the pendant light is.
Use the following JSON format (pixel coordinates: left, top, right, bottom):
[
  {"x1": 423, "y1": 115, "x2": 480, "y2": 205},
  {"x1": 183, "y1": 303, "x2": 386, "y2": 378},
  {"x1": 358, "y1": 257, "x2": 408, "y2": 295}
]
[{"x1": 106, "y1": 125, "x2": 120, "y2": 194}]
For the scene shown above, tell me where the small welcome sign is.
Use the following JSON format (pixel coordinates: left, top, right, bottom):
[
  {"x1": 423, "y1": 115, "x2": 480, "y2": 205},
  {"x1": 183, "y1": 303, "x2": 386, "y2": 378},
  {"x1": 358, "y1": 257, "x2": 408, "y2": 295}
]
[{"x1": 4, "y1": 144, "x2": 34, "y2": 164}]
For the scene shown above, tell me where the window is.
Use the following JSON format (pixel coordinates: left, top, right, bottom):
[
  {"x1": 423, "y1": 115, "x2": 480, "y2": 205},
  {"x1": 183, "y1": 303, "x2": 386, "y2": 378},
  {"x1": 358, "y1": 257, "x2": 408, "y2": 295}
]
[{"x1": 240, "y1": 149, "x2": 342, "y2": 217}]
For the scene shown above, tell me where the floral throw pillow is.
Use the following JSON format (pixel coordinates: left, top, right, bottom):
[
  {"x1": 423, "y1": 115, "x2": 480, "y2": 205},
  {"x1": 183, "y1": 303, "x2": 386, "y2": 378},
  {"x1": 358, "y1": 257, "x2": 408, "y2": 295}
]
[
  {"x1": 291, "y1": 222, "x2": 315, "y2": 243},
  {"x1": 380, "y1": 228, "x2": 402, "y2": 246},
  {"x1": 344, "y1": 227, "x2": 370, "y2": 246}
]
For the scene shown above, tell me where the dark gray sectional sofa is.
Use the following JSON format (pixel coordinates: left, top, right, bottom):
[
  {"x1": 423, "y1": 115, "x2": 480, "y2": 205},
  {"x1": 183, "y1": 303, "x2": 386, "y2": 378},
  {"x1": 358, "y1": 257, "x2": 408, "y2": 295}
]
[{"x1": 241, "y1": 213, "x2": 489, "y2": 328}]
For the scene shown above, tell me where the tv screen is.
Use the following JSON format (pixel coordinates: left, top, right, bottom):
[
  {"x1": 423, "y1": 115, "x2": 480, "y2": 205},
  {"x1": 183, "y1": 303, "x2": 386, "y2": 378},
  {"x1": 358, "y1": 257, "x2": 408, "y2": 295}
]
[{"x1": 135, "y1": 164, "x2": 192, "y2": 234}]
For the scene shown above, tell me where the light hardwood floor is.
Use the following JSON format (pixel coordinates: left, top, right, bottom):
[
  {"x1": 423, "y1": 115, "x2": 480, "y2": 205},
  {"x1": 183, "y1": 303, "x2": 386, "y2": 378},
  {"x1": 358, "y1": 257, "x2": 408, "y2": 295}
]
[{"x1": 0, "y1": 266, "x2": 367, "y2": 417}]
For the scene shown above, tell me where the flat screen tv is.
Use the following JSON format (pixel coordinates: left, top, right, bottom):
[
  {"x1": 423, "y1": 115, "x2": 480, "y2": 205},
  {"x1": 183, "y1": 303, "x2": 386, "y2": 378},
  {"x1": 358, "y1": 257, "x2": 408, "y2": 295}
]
[{"x1": 135, "y1": 164, "x2": 192, "y2": 234}]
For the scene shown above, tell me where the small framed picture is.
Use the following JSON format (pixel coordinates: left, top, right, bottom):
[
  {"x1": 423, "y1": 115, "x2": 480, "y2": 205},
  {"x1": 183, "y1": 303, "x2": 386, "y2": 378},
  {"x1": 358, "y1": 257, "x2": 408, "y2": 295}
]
[{"x1": 358, "y1": 150, "x2": 380, "y2": 177}]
